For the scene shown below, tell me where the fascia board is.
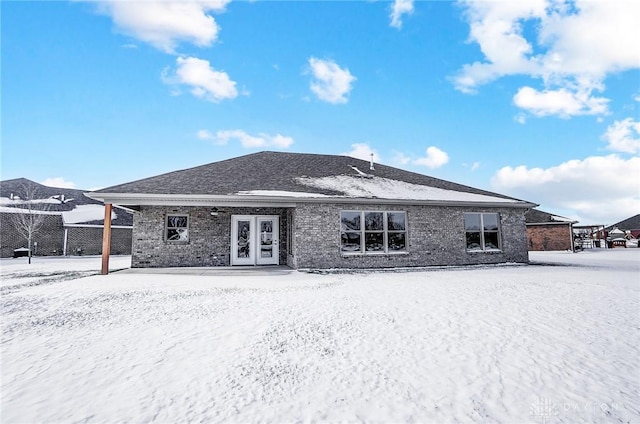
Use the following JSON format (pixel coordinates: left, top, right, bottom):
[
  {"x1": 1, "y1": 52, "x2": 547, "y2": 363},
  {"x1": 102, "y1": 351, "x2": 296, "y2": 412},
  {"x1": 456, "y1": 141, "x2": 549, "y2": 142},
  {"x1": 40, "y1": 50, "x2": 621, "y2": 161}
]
[
  {"x1": 526, "y1": 221, "x2": 577, "y2": 226},
  {"x1": 87, "y1": 192, "x2": 537, "y2": 209}
]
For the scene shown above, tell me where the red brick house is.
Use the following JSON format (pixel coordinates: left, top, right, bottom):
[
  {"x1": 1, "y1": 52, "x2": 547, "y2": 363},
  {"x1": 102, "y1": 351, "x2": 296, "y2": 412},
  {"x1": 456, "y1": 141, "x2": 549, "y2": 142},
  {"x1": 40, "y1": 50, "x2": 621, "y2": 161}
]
[{"x1": 525, "y1": 209, "x2": 577, "y2": 251}]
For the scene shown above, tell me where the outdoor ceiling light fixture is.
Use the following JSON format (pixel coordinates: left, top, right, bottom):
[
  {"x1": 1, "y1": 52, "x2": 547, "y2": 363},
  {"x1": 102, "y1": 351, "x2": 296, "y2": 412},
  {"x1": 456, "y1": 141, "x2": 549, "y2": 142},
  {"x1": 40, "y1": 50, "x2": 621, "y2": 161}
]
[{"x1": 210, "y1": 207, "x2": 219, "y2": 216}]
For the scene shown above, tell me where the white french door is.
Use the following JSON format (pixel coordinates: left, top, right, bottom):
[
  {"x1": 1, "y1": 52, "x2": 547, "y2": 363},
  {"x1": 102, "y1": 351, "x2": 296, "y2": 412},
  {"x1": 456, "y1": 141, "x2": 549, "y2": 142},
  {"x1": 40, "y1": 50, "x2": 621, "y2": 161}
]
[{"x1": 231, "y1": 215, "x2": 279, "y2": 266}]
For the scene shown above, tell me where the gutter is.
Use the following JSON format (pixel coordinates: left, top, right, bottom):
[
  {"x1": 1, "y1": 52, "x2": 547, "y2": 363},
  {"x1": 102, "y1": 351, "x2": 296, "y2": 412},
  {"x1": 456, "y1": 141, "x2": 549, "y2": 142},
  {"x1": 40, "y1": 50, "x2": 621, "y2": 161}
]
[
  {"x1": 526, "y1": 221, "x2": 578, "y2": 226},
  {"x1": 86, "y1": 192, "x2": 538, "y2": 209}
]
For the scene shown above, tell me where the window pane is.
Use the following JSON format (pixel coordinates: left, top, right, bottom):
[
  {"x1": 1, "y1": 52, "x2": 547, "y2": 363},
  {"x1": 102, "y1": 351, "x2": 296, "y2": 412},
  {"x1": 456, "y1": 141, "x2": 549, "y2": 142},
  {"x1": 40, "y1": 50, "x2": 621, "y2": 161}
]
[
  {"x1": 260, "y1": 221, "x2": 273, "y2": 233},
  {"x1": 364, "y1": 212, "x2": 384, "y2": 231},
  {"x1": 464, "y1": 213, "x2": 481, "y2": 231},
  {"x1": 483, "y1": 213, "x2": 499, "y2": 231},
  {"x1": 466, "y1": 232, "x2": 481, "y2": 250},
  {"x1": 167, "y1": 228, "x2": 188, "y2": 241},
  {"x1": 237, "y1": 221, "x2": 250, "y2": 257},
  {"x1": 484, "y1": 232, "x2": 499, "y2": 249},
  {"x1": 341, "y1": 212, "x2": 361, "y2": 231},
  {"x1": 341, "y1": 232, "x2": 361, "y2": 252},
  {"x1": 168, "y1": 215, "x2": 187, "y2": 228},
  {"x1": 388, "y1": 213, "x2": 406, "y2": 231},
  {"x1": 388, "y1": 233, "x2": 406, "y2": 251},
  {"x1": 365, "y1": 232, "x2": 384, "y2": 251}
]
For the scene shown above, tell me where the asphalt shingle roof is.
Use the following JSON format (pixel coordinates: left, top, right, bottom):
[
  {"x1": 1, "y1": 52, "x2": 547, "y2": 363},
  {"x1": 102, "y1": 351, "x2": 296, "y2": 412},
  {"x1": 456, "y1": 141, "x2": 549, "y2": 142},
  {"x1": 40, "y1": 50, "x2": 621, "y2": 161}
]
[
  {"x1": 95, "y1": 151, "x2": 521, "y2": 201},
  {"x1": 525, "y1": 209, "x2": 573, "y2": 224},
  {"x1": 1, "y1": 178, "x2": 133, "y2": 226},
  {"x1": 607, "y1": 214, "x2": 640, "y2": 231}
]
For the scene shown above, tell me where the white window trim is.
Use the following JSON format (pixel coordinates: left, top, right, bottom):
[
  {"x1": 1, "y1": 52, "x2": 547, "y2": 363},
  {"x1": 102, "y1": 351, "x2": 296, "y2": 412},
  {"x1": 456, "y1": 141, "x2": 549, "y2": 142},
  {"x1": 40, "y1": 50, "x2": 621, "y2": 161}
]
[
  {"x1": 465, "y1": 212, "x2": 502, "y2": 252},
  {"x1": 340, "y1": 210, "x2": 408, "y2": 255},
  {"x1": 165, "y1": 213, "x2": 189, "y2": 243}
]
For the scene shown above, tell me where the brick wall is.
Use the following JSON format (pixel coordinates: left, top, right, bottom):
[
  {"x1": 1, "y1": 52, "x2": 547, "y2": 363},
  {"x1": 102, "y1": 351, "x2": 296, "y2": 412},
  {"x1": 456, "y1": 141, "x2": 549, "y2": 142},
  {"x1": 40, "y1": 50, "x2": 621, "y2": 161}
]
[
  {"x1": 129, "y1": 203, "x2": 529, "y2": 269},
  {"x1": 66, "y1": 227, "x2": 132, "y2": 256},
  {"x1": 0, "y1": 213, "x2": 64, "y2": 257},
  {"x1": 292, "y1": 203, "x2": 529, "y2": 269},
  {"x1": 0, "y1": 212, "x2": 132, "y2": 257},
  {"x1": 131, "y1": 206, "x2": 289, "y2": 268},
  {"x1": 526, "y1": 224, "x2": 573, "y2": 251}
]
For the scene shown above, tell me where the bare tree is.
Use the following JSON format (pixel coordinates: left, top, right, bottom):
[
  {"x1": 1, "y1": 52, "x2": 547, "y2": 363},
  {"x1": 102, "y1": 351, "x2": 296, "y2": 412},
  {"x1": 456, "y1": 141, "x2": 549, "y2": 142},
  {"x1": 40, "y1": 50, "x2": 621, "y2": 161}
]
[{"x1": 10, "y1": 182, "x2": 52, "y2": 264}]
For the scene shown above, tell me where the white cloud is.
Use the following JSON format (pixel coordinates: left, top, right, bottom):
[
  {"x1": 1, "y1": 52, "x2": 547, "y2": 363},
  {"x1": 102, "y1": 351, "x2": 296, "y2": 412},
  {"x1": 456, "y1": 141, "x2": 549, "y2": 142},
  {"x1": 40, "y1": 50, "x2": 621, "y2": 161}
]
[
  {"x1": 392, "y1": 151, "x2": 411, "y2": 165},
  {"x1": 413, "y1": 146, "x2": 449, "y2": 169},
  {"x1": 454, "y1": 0, "x2": 640, "y2": 118},
  {"x1": 513, "y1": 86, "x2": 609, "y2": 118},
  {"x1": 390, "y1": 0, "x2": 414, "y2": 29},
  {"x1": 269, "y1": 134, "x2": 295, "y2": 149},
  {"x1": 601, "y1": 118, "x2": 640, "y2": 154},
  {"x1": 163, "y1": 56, "x2": 238, "y2": 102},
  {"x1": 491, "y1": 155, "x2": 640, "y2": 224},
  {"x1": 514, "y1": 113, "x2": 527, "y2": 124},
  {"x1": 41, "y1": 177, "x2": 76, "y2": 189},
  {"x1": 199, "y1": 129, "x2": 294, "y2": 149},
  {"x1": 94, "y1": 0, "x2": 229, "y2": 53},
  {"x1": 452, "y1": 0, "x2": 546, "y2": 94},
  {"x1": 308, "y1": 58, "x2": 356, "y2": 104},
  {"x1": 196, "y1": 129, "x2": 216, "y2": 141},
  {"x1": 537, "y1": 1, "x2": 639, "y2": 78},
  {"x1": 341, "y1": 143, "x2": 380, "y2": 163},
  {"x1": 470, "y1": 162, "x2": 480, "y2": 172}
]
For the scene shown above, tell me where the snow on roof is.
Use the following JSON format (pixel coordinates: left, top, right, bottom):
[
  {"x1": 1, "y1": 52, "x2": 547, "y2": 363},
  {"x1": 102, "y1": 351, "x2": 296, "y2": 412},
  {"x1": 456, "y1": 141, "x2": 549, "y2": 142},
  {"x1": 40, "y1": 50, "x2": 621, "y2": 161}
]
[
  {"x1": 0, "y1": 204, "x2": 117, "y2": 226},
  {"x1": 62, "y1": 204, "x2": 116, "y2": 225},
  {"x1": 0, "y1": 206, "x2": 61, "y2": 216},
  {"x1": 550, "y1": 215, "x2": 574, "y2": 222},
  {"x1": 283, "y1": 175, "x2": 521, "y2": 203},
  {"x1": 0, "y1": 196, "x2": 61, "y2": 206},
  {"x1": 236, "y1": 190, "x2": 332, "y2": 198}
]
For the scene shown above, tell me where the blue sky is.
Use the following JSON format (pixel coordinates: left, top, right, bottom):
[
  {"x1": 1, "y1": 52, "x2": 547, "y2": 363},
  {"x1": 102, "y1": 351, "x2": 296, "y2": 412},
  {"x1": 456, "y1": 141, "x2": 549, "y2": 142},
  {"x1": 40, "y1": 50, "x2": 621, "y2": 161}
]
[{"x1": 2, "y1": 0, "x2": 639, "y2": 225}]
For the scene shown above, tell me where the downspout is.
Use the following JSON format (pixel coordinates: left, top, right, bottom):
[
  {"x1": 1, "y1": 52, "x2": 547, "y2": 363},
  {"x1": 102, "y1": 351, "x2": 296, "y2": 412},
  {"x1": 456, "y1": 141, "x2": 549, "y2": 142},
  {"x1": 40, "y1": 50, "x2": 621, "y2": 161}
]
[{"x1": 63, "y1": 227, "x2": 68, "y2": 256}]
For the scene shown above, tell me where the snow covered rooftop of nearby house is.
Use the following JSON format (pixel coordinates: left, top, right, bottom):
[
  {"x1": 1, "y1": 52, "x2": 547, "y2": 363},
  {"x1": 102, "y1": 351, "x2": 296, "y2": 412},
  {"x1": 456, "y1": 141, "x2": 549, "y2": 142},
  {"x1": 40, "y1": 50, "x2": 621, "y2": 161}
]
[
  {"x1": 61, "y1": 204, "x2": 116, "y2": 225},
  {"x1": 0, "y1": 206, "x2": 60, "y2": 216},
  {"x1": 0, "y1": 178, "x2": 134, "y2": 226},
  {"x1": 0, "y1": 204, "x2": 119, "y2": 225}
]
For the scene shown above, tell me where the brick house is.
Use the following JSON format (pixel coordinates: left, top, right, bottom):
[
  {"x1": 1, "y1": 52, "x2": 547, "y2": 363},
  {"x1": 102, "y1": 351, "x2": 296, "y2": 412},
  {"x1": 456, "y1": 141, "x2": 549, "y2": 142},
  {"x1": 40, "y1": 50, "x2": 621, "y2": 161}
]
[
  {"x1": 0, "y1": 178, "x2": 133, "y2": 257},
  {"x1": 606, "y1": 214, "x2": 640, "y2": 239},
  {"x1": 89, "y1": 151, "x2": 537, "y2": 270},
  {"x1": 525, "y1": 209, "x2": 577, "y2": 251}
]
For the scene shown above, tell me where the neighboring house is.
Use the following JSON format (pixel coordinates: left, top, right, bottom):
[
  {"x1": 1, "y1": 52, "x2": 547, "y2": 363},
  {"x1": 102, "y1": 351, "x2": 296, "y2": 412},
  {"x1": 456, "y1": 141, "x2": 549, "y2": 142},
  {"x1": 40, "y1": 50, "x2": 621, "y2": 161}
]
[
  {"x1": 89, "y1": 151, "x2": 537, "y2": 270},
  {"x1": 525, "y1": 209, "x2": 577, "y2": 251},
  {"x1": 0, "y1": 178, "x2": 133, "y2": 257},
  {"x1": 606, "y1": 214, "x2": 640, "y2": 240},
  {"x1": 608, "y1": 228, "x2": 628, "y2": 247}
]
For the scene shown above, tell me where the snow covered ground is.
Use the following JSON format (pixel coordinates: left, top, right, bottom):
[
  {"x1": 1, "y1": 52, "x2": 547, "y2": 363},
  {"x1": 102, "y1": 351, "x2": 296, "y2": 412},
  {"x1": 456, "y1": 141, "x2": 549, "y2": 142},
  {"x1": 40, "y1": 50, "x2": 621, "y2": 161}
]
[
  {"x1": 1, "y1": 250, "x2": 639, "y2": 423},
  {"x1": 0, "y1": 255, "x2": 132, "y2": 290}
]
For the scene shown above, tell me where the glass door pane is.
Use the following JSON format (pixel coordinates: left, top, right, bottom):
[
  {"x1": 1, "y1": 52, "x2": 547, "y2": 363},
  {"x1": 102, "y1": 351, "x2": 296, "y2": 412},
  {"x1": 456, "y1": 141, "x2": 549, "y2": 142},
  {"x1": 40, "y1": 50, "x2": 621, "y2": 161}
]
[
  {"x1": 231, "y1": 216, "x2": 254, "y2": 265},
  {"x1": 256, "y1": 217, "x2": 279, "y2": 265},
  {"x1": 237, "y1": 220, "x2": 251, "y2": 258},
  {"x1": 259, "y1": 220, "x2": 273, "y2": 258}
]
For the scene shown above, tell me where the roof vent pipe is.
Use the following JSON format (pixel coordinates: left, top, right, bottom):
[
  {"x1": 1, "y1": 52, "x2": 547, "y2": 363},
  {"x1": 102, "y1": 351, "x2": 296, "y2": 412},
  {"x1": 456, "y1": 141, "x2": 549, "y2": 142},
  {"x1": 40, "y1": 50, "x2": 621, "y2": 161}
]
[{"x1": 370, "y1": 153, "x2": 375, "y2": 171}]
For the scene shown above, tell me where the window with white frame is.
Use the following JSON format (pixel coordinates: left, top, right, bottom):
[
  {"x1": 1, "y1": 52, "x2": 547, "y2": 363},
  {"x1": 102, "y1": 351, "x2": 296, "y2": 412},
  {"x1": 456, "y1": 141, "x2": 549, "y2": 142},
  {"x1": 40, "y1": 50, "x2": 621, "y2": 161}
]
[
  {"x1": 166, "y1": 214, "x2": 189, "y2": 242},
  {"x1": 464, "y1": 212, "x2": 501, "y2": 251},
  {"x1": 341, "y1": 211, "x2": 407, "y2": 254}
]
